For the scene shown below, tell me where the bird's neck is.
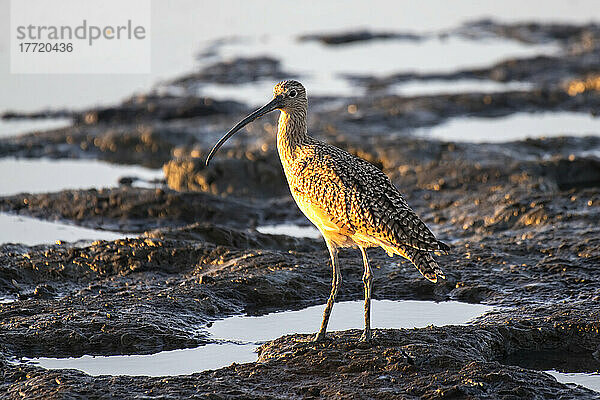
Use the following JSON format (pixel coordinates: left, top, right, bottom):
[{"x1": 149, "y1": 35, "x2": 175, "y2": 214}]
[{"x1": 277, "y1": 109, "x2": 307, "y2": 162}]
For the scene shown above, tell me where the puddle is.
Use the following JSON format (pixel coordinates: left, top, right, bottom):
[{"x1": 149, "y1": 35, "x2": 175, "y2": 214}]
[
  {"x1": 0, "y1": 158, "x2": 163, "y2": 197},
  {"x1": 190, "y1": 36, "x2": 558, "y2": 103},
  {"x1": 256, "y1": 224, "x2": 321, "y2": 239},
  {"x1": 0, "y1": 118, "x2": 72, "y2": 138},
  {"x1": 418, "y1": 112, "x2": 600, "y2": 143},
  {"x1": 546, "y1": 371, "x2": 600, "y2": 393},
  {"x1": 21, "y1": 299, "x2": 493, "y2": 376},
  {"x1": 208, "y1": 299, "x2": 494, "y2": 343},
  {"x1": 0, "y1": 213, "x2": 123, "y2": 246},
  {"x1": 504, "y1": 350, "x2": 600, "y2": 394},
  {"x1": 22, "y1": 343, "x2": 257, "y2": 377},
  {"x1": 0, "y1": 158, "x2": 153, "y2": 244},
  {"x1": 390, "y1": 79, "x2": 533, "y2": 97},
  {"x1": 216, "y1": 36, "x2": 559, "y2": 78}
]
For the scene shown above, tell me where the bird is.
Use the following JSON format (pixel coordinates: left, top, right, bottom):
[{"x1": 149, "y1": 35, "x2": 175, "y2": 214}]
[{"x1": 206, "y1": 80, "x2": 449, "y2": 342}]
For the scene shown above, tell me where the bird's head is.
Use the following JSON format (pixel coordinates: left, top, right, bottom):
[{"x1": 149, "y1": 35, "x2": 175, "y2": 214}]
[
  {"x1": 205, "y1": 80, "x2": 307, "y2": 166},
  {"x1": 272, "y1": 80, "x2": 307, "y2": 112}
]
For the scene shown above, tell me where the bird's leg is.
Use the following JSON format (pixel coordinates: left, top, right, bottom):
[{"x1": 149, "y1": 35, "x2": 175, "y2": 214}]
[
  {"x1": 359, "y1": 246, "x2": 373, "y2": 342},
  {"x1": 314, "y1": 241, "x2": 341, "y2": 342}
]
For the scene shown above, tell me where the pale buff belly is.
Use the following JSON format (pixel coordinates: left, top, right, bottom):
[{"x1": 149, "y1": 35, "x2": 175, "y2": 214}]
[
  {"x1": 289, "y1": 187, "x2": 410, "y2": 261},
  {"x1": 283, "y1": 157, "x2": 392, "y2": 251},
  {"x1": 290, "y1": 188, "x2": 376, "y2": 249}
]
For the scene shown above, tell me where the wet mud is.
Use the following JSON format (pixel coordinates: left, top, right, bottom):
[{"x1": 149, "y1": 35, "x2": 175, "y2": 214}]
[
  {"x1": 172, "y1": 56, "x2": 295, "y2": 86},
  {"x1": 1, "y1": 20, "x2": 600, "y2": 398},
  {"x1": 1, "y1": 304, "x2": 598, "y2": 398},
  {"x1": 0, "y1": 187, "x2": 302, "y2": 232},
  {"x1": 298, "y1": 30, "x2": 422, "y2": 45}
]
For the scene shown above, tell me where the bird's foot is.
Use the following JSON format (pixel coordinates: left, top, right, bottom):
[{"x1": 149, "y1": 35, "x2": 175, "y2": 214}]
[
  {"x1": 313, "y1": 331, "x2": 327, "y2": 342},
  {"x1": 359, "y1": 329, "x2": 372, "y2": 343}
]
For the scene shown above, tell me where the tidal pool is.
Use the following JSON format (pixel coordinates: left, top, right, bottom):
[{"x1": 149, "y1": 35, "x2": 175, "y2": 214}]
[
  {"x1": 256, "y1": 223, "x2": 321, "y2": 239},
  {"x1": 0, "y1": 213, "x2": 123, "y2": 246},
  {"x1": 22, "y1": 299, "x2": 493, "y2": 376},
  {"x1": 191, "y1": 36, "x2": 558, "y2": 103},
  {"x1": 23, "y1": 343, "x2": 257, "y2": 378},
  {"x1": 0, "y1": 158, "x2": 163, "y2": 197},
  {"x1": 390, "y1": 79, "x2": 533, "y2": 97},
  {"x1": 418, "y1": 111, "x2": 600, "y2": 143},
  {"x1": 207, "y1": 299, "x2": 494, "y2": 343},
  {"x1": 546, "y1": 370, "x2": 600, "y2": 393}
]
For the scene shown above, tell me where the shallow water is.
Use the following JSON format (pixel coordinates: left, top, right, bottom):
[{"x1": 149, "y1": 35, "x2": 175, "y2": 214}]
[
  {"x1": 22, "y1": 299, "x2": 493, "y2": 376},
  {"x1": 0, "y1": 214, "x2": 123, "y2": 246},
  {"x1": 208, "y1": 299, "x2": 494, "y2": 343},
  {"x1": 220, "y1": 36, "x2": 558, "y2": 77},
  {"x1": 0, "y1": 118, "x2": 72, "y2": 138},
  {"x1": 390, "y1": 79, "x2": 534, "y2": 97},
  {"x1": 2, "y1": 0, "x2": 594, "y2": 113},
  {"x1": 0, "y1": 158, "x2": 163, "y2": 197},
  {"x1": 256, "y1": 224, "x2": 321, "y2": 239},
  {"x1": 547, "y1": 370, "x2": 600, "y2": 393},
  {"x1": 23, "y1": 343, "x2": 257, "y2": 378},
  {"x1": 418, "y1": 112, "x2": 600, "y2": 143},
  {"x1": 193, "y1": 36, "x2": 558, "y2": 103}
]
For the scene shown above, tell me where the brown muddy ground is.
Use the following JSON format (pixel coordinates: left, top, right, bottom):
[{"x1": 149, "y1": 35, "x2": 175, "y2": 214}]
[{"x1": 1, "y1": 21, "x2": 600, "y2": 399}]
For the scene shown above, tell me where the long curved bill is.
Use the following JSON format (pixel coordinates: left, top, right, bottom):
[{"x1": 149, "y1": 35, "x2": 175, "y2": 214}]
[{"x1": 205, "y1": 95, "x2": 283, "y2": 166}]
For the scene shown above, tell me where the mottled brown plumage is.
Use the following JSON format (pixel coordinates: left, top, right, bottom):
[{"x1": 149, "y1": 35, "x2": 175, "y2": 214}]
[
  {"x1": 274, "y1": 81, "x2": 448, "y2": 275},
  {"x1": 206, "y1": 80, "x2": 449, "y2": 342}
]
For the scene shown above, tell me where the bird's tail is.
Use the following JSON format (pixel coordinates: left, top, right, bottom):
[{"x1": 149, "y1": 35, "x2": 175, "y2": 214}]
[{"x1": 382, "y1": 243, "x2": 445, "y2": 283}]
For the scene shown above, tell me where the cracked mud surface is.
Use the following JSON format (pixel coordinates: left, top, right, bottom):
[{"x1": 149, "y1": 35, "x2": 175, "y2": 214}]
[{"x1": 1, "y1": 20, "x2": 599, "y2": 399}]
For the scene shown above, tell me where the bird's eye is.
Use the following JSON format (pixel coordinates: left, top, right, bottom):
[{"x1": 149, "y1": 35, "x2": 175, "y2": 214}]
[{"x1": 289, "y1": 89, "x2": 297, "y2": 98}]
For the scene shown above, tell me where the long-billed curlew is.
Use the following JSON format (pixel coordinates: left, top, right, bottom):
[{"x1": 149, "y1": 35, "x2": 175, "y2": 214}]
[{"x1": 206, "y1": 80, "x2": 449, "y2": 342}]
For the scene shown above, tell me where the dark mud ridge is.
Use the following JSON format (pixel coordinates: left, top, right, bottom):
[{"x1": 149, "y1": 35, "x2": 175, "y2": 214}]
[{"x1": 1, "y1": 20, "x2": 600, "y2": 399}]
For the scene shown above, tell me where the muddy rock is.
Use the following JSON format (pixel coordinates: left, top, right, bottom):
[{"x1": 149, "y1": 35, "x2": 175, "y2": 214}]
[
  {"x1": 299, "y1": 20, "x2": 600, "y2": 48},
  {"x1": 325, "y1": 90, "x2": 600, "y2": 135},
  {"x1": 458, "y1": 19, "x2": 600, "y2": 48},
  {"x1": 346, "y1": 20, "x2": 600, "y2": 90},
  {"x1": 172, "y1": 56, "x2": 294, "y2": 87},
  {"x1": 542, "y1": 157, "x2": 600, "y2": 189},
  {"x1": 74, "y1": 94, "x2": 246, "y2": 125},
  {"x1": 3, "y1": 86, "x2": 600, "y2": 170},
  {"x1": 0, "y1": 239, "x2": 224, "y2": 357},
  {"x1": 144, "y1": 222, "x2": 322, "y2": 253},
  {"x1": 0, "y1": 99, "x2": 250, "y2": 168},
  {"x1": 351, "y1": 54, "x2": 600, "y2": 90},
  {"x1": 0, "y1": 122, "x2": 196, "y2": 168},
  {"x1": 299, "y1": 29, "x2": 422, "y2": 45},
  {"x1": 0, "y1": 187, "x2": 304, "y2": 232},
  {"x1": 0, "y1": 204, "x2": 597, "y2": 355},
  {"x1": 1, "y1": 303, "x2": 597, "y2": 399},
  {"x1": 166, "y1": 132, "x2": 600, "y2": 202},
  {"x1": 164, "y1": 151, "x2": 289, "y2": 197},
  {"x1": 1, "y1": 110, "x2": 73, "y2": 120}
]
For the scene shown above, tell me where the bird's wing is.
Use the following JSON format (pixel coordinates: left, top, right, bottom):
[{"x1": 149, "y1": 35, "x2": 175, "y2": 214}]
[{"x1": 290, "y1": 142, "x2": 447, "y2": 252}]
